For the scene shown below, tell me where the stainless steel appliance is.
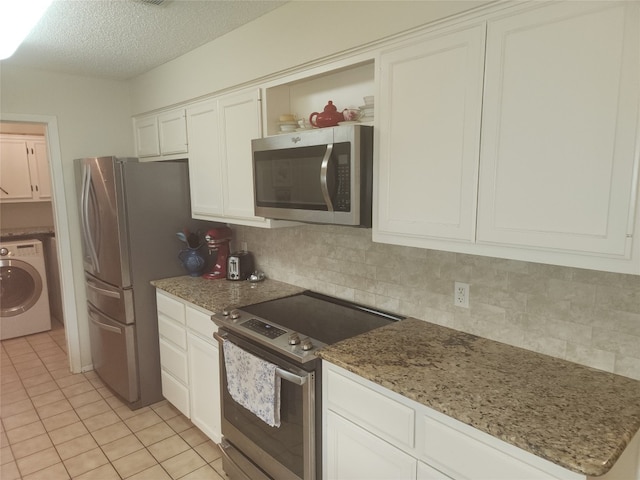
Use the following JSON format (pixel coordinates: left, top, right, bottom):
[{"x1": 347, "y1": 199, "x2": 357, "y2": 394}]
[
  {"x1": 76, "y1": 156, "x2": 192, "y2": 409},
  {"x1": 251, "y1": 125, "x2": 373, "y2": 227},
  {"x1": 226, "y1": 251, "x2": 254, "y2": 281},
  {"x1": 212, "y1": 291, "x2": 404, "y2": 480}
]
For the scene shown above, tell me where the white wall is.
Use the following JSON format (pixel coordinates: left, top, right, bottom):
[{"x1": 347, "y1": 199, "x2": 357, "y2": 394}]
[
  {"x1": 131, "y1": 1, "x2": 489, "y2": 114},
  {"x1": 0, "y1": 65, "x2": 133, "y2": 369}
]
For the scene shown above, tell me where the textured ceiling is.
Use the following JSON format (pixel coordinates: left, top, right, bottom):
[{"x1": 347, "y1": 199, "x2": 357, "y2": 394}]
[{"x1": 1, "y1": 0, "x2": 287, "y2": 80}]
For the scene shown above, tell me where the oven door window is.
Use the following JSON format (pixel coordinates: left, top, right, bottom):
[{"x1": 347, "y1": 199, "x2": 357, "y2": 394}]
[
  {"x1": 254, "y1": 142, "x2": 351, "y2": 212},
  {"x1": 220, "y1": 334, "x2": 315, "y2": 480}
]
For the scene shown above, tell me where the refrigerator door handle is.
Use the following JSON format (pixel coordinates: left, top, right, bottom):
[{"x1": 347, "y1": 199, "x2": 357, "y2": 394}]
[
  {"x1": 81, "y1": 163, "x2": 100, "y2": 273},
  {"x1": 89, "y1": 313, "x2": 123, "y2": 335},
  {"x1": 86, "y1": 280, "x2": 121, "y2": 299}
]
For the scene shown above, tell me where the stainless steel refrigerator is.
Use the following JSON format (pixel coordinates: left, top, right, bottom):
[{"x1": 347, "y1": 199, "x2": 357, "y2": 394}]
[{"x1": 77, "y1": 156, "x2": 192, "y2": 409}]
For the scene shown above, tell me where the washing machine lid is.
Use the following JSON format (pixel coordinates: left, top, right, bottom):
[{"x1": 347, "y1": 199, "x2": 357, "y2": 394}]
[{"x1": 0, "y1": 259, "x2": 43, "y2": 317}]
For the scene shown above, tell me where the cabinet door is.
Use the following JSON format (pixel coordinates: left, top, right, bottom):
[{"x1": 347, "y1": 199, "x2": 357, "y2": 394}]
[
  {"x1": 187, "y1": 332, "x2": 221, "y2": 443},
  {"x1": 134, "y1": 115, "x2": 160, "y2": 157},
  {"x1": 30, "y1": 140, "x2": 51, "y2": 200},
  {"x1": 477, "y1": 1, "x2": 639, "y2": 257},
  {"x1": 186, "y1": 100, "x2": 224, "y2": 217},
  {"x1": 417, "y1": 461, "x2": 452, "y2": 480},
  {"x1": 326, "y1": 410, "x2": 416, "y2": 480},
  {"x1": 375, "y1": 24, "x2": 485, "y2": 243},
  {"x1": 218, "y1": 89, "x2": 263, "y2": 221},
  {"x1": 158, "y1": 108, "x2": 188, "y2": 155},
  {"x1": 0, "y1": 136, "x2": 33, "y2": 201}
]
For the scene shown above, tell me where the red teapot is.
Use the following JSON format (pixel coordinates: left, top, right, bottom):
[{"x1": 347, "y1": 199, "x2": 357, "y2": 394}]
[{"x1": 309, "y1": 101, "x2": 344, "y2": 128}]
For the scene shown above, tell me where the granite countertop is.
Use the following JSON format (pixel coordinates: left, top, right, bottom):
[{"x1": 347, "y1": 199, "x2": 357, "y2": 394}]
[
  {"x1": 1, "y1": 226, "x2": 55, "y2": 239},
  {"x1": 151, "y1": 275, "x2": 304, "y2": 313},
  {"x1": 318, "y1": 318, "x2": 640, "y2": 477}
]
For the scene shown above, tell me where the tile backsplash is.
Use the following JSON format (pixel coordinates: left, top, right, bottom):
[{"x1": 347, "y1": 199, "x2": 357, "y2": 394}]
[{"x1": 232, "y1": 224, "x2": 640, "y2": 381}]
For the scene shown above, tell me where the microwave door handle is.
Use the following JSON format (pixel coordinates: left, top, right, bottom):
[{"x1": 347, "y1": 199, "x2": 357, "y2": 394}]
[
  {"x1": 320, "y1": 143, "x2": 334, "y2": 212},
  {"x1": 81, "y1": 163, "x2": 100, "y2": 273}
]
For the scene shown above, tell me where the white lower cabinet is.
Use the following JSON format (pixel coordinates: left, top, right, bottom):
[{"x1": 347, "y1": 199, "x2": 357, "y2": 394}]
[
  {"x1": 156, "y1": 290, "x2": 221, "y2": 442},
  {"x1": 326, "y1": 410, "x2": 416, "y2": 480},
  {"x1": 323, "y1": 362, "x2": 629, "y2": 480}
]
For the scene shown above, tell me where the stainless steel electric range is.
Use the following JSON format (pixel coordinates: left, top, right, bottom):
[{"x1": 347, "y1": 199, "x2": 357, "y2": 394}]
[{"x1": 212, "y1": 291, "x2": 404, "y2": 480}]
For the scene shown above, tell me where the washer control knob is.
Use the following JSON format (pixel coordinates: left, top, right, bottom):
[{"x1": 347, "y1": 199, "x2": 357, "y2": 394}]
[
  {"x1": 288, "y1": 333, "x2": 301, "y2": 345},
  {"x1": 0, "y1": 248, "x2": 8, "y2": 256},
  {"x1": 300, "y1": 338, "x2": 313, "y2": 351}
]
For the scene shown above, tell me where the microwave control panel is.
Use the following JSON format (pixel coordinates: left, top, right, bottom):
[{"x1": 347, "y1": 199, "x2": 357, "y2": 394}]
[{"x1": 336, "y1": 159, "x2": 350, "y2": 211}]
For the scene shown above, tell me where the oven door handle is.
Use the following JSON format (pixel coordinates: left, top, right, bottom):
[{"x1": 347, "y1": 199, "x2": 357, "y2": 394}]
[
  {"x1": 276, "y1": 367, "x2": 307, "y2": 386},
  {"x1": 214, "y1": 331, "x2": 308, "y2": 386}
]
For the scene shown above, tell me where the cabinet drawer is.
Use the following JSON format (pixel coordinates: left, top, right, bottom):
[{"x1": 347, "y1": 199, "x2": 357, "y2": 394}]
[
  {"x1": 156, "y1": 292, "x2": 185, "y2": 324},
  {"x1": 326, "y1": 367, "x2": 415, "y2": 450},
  {"x1": 161, "y1": 370, "x2": 189, "y2": 417},
  {"x1": 158, "y1": 315, "x2": 187, "y2": 349},
  {"x1": 418, "y1": 414, "x2": 558, "y2": 480},
  {"x1": 186, "y1": 306, "x2": 216, "y2": 341},
  {"x1": 159, "y1": 338, "x2": 188, "y2": 384}
]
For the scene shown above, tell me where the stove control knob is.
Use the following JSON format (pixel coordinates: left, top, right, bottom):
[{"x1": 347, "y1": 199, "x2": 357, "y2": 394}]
[
  {"x1": 288, "y1": 333, "x2": 301, "y2": 345},
  {"x1": 301, "y1": 338, "x2": 313, "y2": 351},
  {"x1": 0, "y1": 248, "x2": 8, "y2": 256},
  {"x1": 221, "y1": 309, "x2": 231, "y2": 317},
  {"x1": 230, "y1": 310, "x2": 241, "y2": 320}
]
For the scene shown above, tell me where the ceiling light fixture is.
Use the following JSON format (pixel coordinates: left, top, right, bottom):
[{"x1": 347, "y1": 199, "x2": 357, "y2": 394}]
[{"x1": 0, "y1": 0, "x2": 53, "y2": 60}]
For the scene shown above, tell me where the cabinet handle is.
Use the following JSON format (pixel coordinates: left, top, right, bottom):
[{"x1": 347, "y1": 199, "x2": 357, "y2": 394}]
[{"x1": 0, "y1": 187, "x2": 8, "y2": 195}]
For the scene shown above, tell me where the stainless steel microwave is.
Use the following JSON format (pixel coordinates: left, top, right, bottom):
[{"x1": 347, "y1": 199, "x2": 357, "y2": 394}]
[{"x1": 252, "y1": 125, "x2": 373, "y2": 227}]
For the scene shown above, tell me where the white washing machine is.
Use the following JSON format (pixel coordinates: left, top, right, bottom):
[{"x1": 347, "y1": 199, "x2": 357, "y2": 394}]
[{"x1": 0, "y1": 239, "x2": 52, "y2": 340}]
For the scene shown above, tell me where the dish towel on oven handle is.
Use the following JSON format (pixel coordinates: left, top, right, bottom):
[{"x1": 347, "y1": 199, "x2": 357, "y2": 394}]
[{"x1": 223, "y1": 340, "x2": 281, "y2": 428}]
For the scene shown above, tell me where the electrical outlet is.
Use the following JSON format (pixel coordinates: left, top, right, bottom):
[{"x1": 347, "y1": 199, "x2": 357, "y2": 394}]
[
  {"x1": 241, "y1": 241, "x2": 248, "y2": 252},
  {"x1": 454, "y1": 282, "x2": 469, "y2": 308}
]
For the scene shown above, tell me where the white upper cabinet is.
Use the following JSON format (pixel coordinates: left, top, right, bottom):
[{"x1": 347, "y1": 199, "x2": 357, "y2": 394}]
[
  {"x1": 218, "y1": 89, "x2": 263, "y2": 221},
  {"x1": 158, "y1": 109, "x2": 188, "y2": 155},
  {"x1": 187, "y1": 89, "x2": 288, "y2": 227},
  {"x1": 375, "y1": 23, "x2": 486, "y2": 244},
  {"x1": 186, "y1": 100, "x2": 224, "y2": 218},
  {"x1": 134, "y1": 115, "x2": 160, "y2": 157},
  {"x1": 0, "y1": 134, "x2": 51, "y2": 202},
  {"x1": 477, "y1": 1, "x2": 640, "y2": 259},
  {"x1": 134, "y1": 107, "x2": 188, "y2": 160},
  {"x1": 374, "y1": 1, "x2": 640, "y2": 274}
]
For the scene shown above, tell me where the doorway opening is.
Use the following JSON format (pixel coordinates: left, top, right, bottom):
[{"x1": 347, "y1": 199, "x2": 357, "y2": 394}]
[{"x1": 0, "y1": 114, "x2": 81, "y2": 373}]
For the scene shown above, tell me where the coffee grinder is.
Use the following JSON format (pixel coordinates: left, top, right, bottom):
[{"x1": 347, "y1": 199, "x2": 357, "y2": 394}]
[{"x1": 203, "y1": 227, "x2": 232, "y2": 279}]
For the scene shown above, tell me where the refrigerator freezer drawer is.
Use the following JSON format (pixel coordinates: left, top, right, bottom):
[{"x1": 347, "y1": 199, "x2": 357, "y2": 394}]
[
  {"x1": 88, "y1": 304, "x2": 138, "y2": 403},
  {"x1": 85, "y1": 274, "x2": 134, "y2": 325}
]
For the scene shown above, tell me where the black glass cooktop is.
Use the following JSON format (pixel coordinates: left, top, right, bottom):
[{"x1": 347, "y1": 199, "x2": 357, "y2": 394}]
[{"x1": 240, "y1": 291, "x2": 404, "y2": 346}]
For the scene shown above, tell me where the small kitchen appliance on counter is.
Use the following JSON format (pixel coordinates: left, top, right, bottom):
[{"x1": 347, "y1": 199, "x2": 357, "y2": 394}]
[
  {"x1": 212, "y1": 291, "x2": 405, "y2": 480},
  {"x1": 226, "y1": 251, "x2": 254, "y2": 281},
  {"x1": 203, "y1": 227, "x2": 232, "y2": 279}
]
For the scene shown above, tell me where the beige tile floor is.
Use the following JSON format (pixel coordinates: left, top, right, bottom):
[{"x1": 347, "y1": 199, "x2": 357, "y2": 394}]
[{"x1": 1, "y1": 320, "x2": 228, "y2": 479}]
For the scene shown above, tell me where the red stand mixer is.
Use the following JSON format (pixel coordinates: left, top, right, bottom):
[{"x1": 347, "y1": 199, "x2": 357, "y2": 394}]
[{"x1": 203, "y1": 227, "x2": 232, "y2": 279}]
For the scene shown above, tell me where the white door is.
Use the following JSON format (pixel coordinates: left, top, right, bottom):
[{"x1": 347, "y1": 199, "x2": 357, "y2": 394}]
[
  {"x1": 31, "y1": 140, "x2": 51, "y2": 200},
  {"x1": 218, "y1": 89, "x2": 263, "y2": 221},
  {"x1": 0, "y1": 136, "x2": 33, "y2": 201},
  {"x1": 133, "y1": 115, "x2": 160, "y2": 157},
  {"x1": 186, "y1": 100, "x2": 224, "y2": 218},
  {"x1": 158, "y1": 108, "x2": 188, "y2": 155},
  {"x1": 477, "y1": 1, "x2": 639, "y2": 257},
  {"x1": 187, "y1": 332, "x2": 221, "y2": 443},
  {"x1": 375, "y1": 24, "x2": 486, "y2": 244},
  {"x1": 325, "y1": 410, "x2": 416, "y2": 480}
]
